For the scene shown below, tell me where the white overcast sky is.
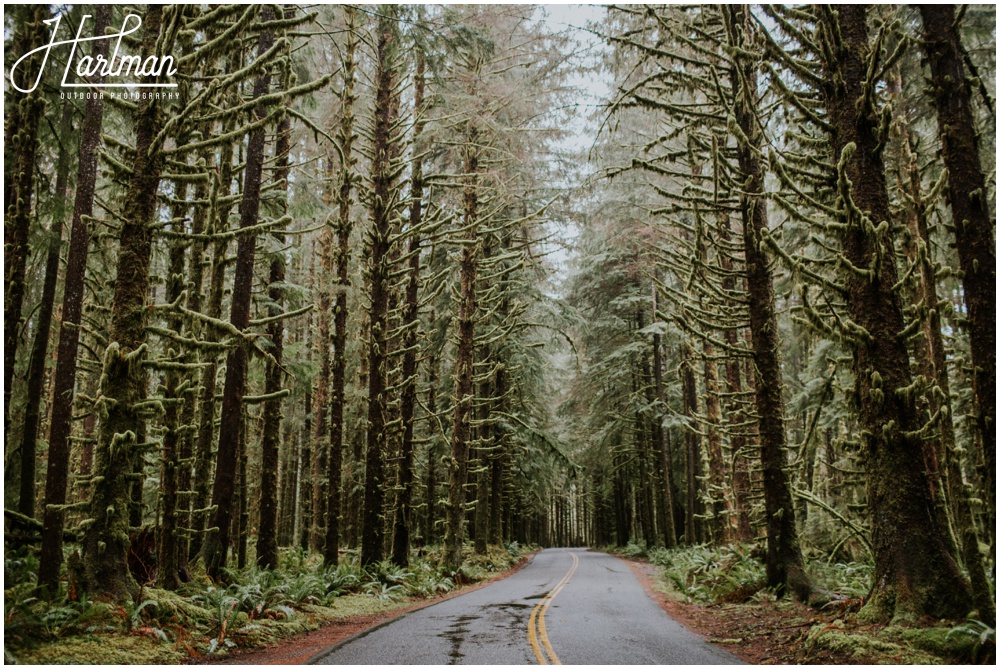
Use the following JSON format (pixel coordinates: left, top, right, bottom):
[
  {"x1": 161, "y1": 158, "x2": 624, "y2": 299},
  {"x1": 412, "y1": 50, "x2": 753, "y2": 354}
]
[{"x1": 535, "y1": 3, "x2": 612, "y2": 155}]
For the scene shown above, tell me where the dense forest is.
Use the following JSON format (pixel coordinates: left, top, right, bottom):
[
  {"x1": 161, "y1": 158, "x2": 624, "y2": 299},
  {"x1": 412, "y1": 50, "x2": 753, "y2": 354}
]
[{"x1": 3, "y1": 2, "x2": 995, "y2": 656}]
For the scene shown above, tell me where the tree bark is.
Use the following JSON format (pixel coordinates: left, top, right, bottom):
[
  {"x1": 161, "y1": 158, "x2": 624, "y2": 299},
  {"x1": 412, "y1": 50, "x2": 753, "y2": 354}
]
[
  {"x1": 79, "y1": 5, "x2": 168, "y2": 601},
  {"x1": 701, "y1": 338, "x2": 731, "y2": 544},
  {"x1": 723, "y1": 5, "x2": 810, "y2": 600},
  {"x1": 896, "y1": 105, "x2": 994, "y2": 624},
  {"x1": 816, "y1": 4, "x2": 972, "y2": 621},
  {"x1": 19, "y1": 100, "x2": 73, "y2": 520},
  {"x1": 257, "y1": 107, "x2": 292, "y2": 570},
  {"x1": 5, "y1": 5, "x2": 49, "y2": 442},
  {"x1": 324, "y1": 8, "x2": 358, "y2": 566},
  {"x1": 680, "y1": 341, "x2": 703, "y2": 545},
  {"x1": 918, "y1": 4, "x2": 996, "y2": 545},
  {"x1": 424, "y1": 350, "x2": 440, "y2": 544},
  {"x1": 444, "y1": 129, "x2": 480, "y2": 570},
  {"x1": 189, "y1": 55, "x2": 240, "y2": 562},
  {"x1": 202, "y1": 9, "x2": 276, "y2": 578},
  {"x1": 651, "y1": 284, "x2": 678, "y2": 547},
  {"x1": 718, "y1": 217, "x2": 753, "y2": 542},
  {"x1": 361, "y1": 11, "x2": 401, "y2": 566},
  {"x1": 312, "y1": 203, "x2": 333, "y2": 554},
  {"x1": 156, "y1": 155, "x2": 191, "y2": 589},
  {"x1": 391, "y1": 46, "x2": 426, "y2": 567}
]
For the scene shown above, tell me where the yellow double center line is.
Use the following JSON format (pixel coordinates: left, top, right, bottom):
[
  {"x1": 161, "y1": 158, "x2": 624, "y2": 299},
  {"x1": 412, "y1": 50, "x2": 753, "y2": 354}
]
[{"x1": 527, "y1": 552, "x2": 579, "y2": 664}]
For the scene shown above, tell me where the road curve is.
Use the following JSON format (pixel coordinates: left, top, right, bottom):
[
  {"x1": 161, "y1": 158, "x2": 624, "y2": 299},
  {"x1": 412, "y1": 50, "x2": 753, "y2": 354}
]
[{"x1": 310, "y1": 548, "x2": 741, "y2": 665}]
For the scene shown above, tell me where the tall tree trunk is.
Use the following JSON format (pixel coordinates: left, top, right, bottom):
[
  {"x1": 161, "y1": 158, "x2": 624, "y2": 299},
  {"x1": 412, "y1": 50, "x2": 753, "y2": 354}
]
[
  {"x1": 19, "y1": 100, "x2": 73, "y2": 519},
  {"x1": 717, "y1": 217, "x2": 753, "y2": 542},
  {"x1": 424, "y1": 350, "x2": 439, "y2": 544},
  {"x1": 177, "y1": 117, "x2": 215, "y2": 574},
  {"x1": 612, "y1": 443, "x2": 630, "y2": 545},
  {"x1": 391, "y1": 47, "x2": 425, "y2": 567},
  {"x1": 300, "y1": 380, "x2": 313, "y2": 550},
  {"x1": 488, "y1": 363, "x2": 507, "y2": 547},
  {"x1": 473, "y1": 373, "x2": 492, "y2": 554},
  {"x1": 313, "y1": 203, "x2": 333, "y2": 554},
  {"x1": 156, "y1": 166, "x2": 191, "y2": 589},
  {"x1": 79, "y1": 5, "x2": 168, "y2": 601},
  {"x1": 202, "y1": 9, "x2": 276, "y2": 578},
  {"x1": 257, "y1": 107, "x2": 292, "y2": 569},
  {"x1": 723, "y1": 5, "x2": 810, "y2": 600},
  {"x1": 4, "y1": 5, "x2": 49, "y2": 442},
  {"x1": 816, "y1": 5, "x2": 972, "y2": 621},
  {"x1": 361, "y1": 11, "x2": 401, "y2": 566},
  {"x1": 189, "y1": 65, "x2": 240, "y2": 562},
  {"x1": 680, "y1": 341, "x2": 702, "y2": 544},
  {"x1": 324, "y1": 8, "x2": 358, "y2": 566},
  {"x1": 701, "y1": 339, "x2": 731, "y2": 544},
  {"x1": 651, "y1": 283, "x2": 678, "y2": 547},
  {"x1": 918, "y1": 4, "x2": 996, "y2": 546},
  {"x1": 896, "y1": 108, "x2": 994, "y2": 624},
  {"x1": 633, "y1": 326, "x2": 655, "y2": 548},
  {"x1": 444, "y1": 130, "x2": 480, "y2": 571},
  {"x1": 236, "y1": 410, "x2": 249, "y2": 570}
]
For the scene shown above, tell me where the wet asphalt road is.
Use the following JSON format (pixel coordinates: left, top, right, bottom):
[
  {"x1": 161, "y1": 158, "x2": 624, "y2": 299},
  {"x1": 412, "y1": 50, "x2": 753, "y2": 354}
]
[{"x1": 311, "y1": 548, "x2": 741, "y2": 665}]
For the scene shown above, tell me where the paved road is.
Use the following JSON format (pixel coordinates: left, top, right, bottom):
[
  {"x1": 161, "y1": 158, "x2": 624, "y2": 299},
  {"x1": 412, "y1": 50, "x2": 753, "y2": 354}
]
[{"x1": 311, "y1": 548, "x2": 741, "y2": 665}]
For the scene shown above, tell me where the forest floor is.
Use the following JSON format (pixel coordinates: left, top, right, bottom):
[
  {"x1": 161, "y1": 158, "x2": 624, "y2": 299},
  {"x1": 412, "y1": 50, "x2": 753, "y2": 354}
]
[
  {"x1": 4, "y1": 547, "x2": 533, "y2": 665},
  {"x1": 625, "y1": 556, "x2": 994, "y2": 665}
]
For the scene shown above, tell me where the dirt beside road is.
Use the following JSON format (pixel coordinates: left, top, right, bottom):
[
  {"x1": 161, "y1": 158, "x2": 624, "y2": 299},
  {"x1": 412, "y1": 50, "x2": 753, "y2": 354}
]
[
  {"x1": 626, "y1": 558, "x2": 822, "y2": 664},
  {"x1": 624, "y1": 558, "x2": 985, "y2": 665}
]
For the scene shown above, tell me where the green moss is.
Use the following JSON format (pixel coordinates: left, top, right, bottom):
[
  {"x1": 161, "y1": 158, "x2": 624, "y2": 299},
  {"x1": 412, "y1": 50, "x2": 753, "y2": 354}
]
[
  {"x1": 14, "y1": 633, "x2": 187, "y2": 665},
  {"x1": 142, "y1": 587, "x2": 213, "y2": 626},
  {"x1": 805, "y1": 622, "x2": 943, "y2": 664},
  {"x1": 894, "y1": 625, "x2": 982, "y2": 662},
  {"x1": 324, "y1": 594, "x2": 413, "y2": 618}
]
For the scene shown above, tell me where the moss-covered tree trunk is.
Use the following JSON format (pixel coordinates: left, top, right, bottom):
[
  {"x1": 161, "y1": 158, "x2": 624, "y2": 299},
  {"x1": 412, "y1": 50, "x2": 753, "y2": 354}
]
[
  {"x1": 718, "y1": 217, "x2": 753, "y2": 542},
  {"x1": 312, "y1": 184, "x2": 333, "y2": 554},
  {"x1": 177, "y1": 120, "x2": 214, "y2": 572},
  {"x1": 651, "y1": 283, "x2": 678, "y2": 548},
  {"x1": 722, "y1": 5, "x2": 810, "y2": 601},
  {"x1": 424, "y1": 350, "x2": 440, "y2": 544},
  {"x1": 202, "y1": 9, "x2": 276, "y2": 578},
  {"x1": 323, "y1": 7, "x2": 357, "y2": 568},
  {"x1": 300, "y1": 365, "x2": 313, "y2": 551},
  {"x1": 918, "y1": 4, "x2": 996, "y2": 543},
  {"x1": 680, "y1": 341, "x2": 703, "y2": 545},
  {"x1": 390, "y1": 47, "x2": 426, "y2": 568},
  {"x1": 488, "y1": 362, "x2": 508, "y2": 547},
  {"x1": 39, "y1": 35, "x2": 109, "y2": 568},
  {"x1": 361, "y1": 11, "x2": 401, "y2": 567},
  {"x1": 816, "y1": 5, "x2": 972, "y2": 622},
  {"x1": 701, "y1": 337, "x2": 730, "y2": 544},
  {"x1": 4, "y1": 5, "x2": 49, "y2": 442},
  {"x1": 257, "y1": 107, "x2": 291, "y2": 570},
  {"x1": 444, "y1": 131, "x2": 480, "y2": 571},
  {"x1": 189, "y1": 64, "x2": 239, "y2": 563},
  {"x1": 895, "y1": 103, "x2": 995, "y2": 624},
  {"x1": 156, "y1": 164, "x2": 191, "y2": 589},
  {"x1": 19, "y1": 100, "x2": 73, "y2": 520},
  {"x1": 80, "y1": 5, "x2": 169, "y2": 601}
]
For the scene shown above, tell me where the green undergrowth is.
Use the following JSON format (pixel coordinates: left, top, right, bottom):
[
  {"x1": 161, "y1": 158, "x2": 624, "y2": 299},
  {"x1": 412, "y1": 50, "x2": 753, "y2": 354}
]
[
  {"x1": 804, "y1": 620, "x2": 995, "y2": 664},
  {"x1": 4, "y1": 542, "x2": 529, "y2": 664},
  {"x1": 621, "y1": 542, "x2": 995, "y2": 664}
]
